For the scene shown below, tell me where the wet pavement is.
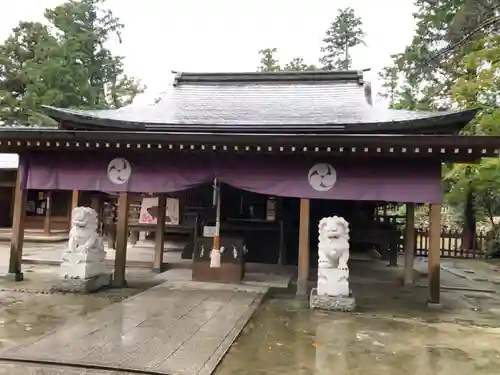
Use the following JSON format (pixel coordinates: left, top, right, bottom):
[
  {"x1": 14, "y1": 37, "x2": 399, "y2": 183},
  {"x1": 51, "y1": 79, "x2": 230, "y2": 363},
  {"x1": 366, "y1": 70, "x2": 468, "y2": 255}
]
[
  {"x1": 214, "y1": 297, "x2": 500, "y2": 375},
  {"x1": 213, "y1": 261, "x2": 500, "y2": 375},
  {"x1": 0, "y1": 250, "x2": 500, "y2": 374},
  {"x1": 0, "y1": 280, "x2": 266, "y2": 375}
]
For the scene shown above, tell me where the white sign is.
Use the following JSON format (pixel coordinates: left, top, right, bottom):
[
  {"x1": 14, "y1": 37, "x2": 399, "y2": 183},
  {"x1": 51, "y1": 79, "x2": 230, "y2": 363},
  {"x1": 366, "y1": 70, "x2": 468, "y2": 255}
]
[
  {"x1": 139, "y1": 197, "x2": 179, "y2": 225},
  {"x1": 203, "y1": 226, "x2": 216, "y2": 238},
  {"x1": 308, "y1": 163, "x2": 337, "y2": 192},
  {"x1": 107, "y1": 158, "x2": 132, "y2": 185}
]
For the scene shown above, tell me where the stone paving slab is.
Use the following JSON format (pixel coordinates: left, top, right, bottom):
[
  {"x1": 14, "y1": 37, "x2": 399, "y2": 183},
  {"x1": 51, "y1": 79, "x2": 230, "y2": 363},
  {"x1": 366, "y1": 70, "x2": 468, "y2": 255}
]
[
  {"x1": 0, "y1": 361, "x2": 135, "y2": 374},
  {"x1": 0, "y1": 281, "x2": 267, "y2": 375}
]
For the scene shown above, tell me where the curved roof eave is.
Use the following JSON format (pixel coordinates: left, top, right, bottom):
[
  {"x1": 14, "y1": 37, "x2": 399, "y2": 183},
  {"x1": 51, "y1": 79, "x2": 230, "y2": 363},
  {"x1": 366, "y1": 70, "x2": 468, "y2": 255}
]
[{"x1": 41, "y1": 105, "x2": 479, "y2": 135}]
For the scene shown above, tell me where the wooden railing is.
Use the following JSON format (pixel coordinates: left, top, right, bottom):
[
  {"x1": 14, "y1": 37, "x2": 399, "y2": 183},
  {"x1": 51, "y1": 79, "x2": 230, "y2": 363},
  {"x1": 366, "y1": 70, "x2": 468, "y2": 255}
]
[{"x1": 414, "y1": 229, "x2": 488, "y2": 259}]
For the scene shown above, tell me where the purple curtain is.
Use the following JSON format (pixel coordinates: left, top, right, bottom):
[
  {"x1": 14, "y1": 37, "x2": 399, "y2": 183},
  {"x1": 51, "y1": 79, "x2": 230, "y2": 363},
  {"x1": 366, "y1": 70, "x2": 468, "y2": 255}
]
[{"x1": 22, "y1": 152, "x2": 443, "y2": 203}]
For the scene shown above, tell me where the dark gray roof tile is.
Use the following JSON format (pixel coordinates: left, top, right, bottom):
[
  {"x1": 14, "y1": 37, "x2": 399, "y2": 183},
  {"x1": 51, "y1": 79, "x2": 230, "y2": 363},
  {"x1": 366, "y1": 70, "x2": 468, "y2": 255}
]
[{"x1": 42, "y1": 71, "x2": 477, "y2": 133}]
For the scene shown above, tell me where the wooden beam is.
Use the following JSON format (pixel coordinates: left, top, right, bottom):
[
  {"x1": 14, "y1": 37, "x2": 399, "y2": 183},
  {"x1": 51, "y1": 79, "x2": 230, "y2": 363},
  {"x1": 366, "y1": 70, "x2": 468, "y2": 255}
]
[
  {"x1": 296, "y1": 198, "x2": 310, "y2": 298},
  {"x1": 153, "y1": 195, "x2": 167, "y2": 273},
  {"x1": 8, "y1": 171, "x2": 27, "y2": 281},
  {"x1": 428, "y1": 203, "x2": 441, "y2": 306},
  {"x1": 43, "y1": 191, "x2": 52, "y2": 236},
  {"x1": 404, "y1": 203, "x2": 416, "y2": 286},
  {"x1": 112, "y1": 192, "x2": 129, "y2": 287}
]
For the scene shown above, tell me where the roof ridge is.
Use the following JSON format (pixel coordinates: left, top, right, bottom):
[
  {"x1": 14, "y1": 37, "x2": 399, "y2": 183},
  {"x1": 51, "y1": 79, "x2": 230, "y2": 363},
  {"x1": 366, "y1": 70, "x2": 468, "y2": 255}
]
[{"x1": 172, "y1": 70, "x2": 368, "y2": 86}]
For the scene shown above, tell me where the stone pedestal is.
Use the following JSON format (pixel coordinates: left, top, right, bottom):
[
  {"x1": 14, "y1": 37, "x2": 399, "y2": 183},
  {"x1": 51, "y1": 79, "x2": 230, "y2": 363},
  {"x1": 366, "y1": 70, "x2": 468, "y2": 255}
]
[
  {"x1": 312, "y1": 268, "x2": 356, "y2": 312},
  {"x1": 51, "y1": 274, "x2": 111, "y2": 293},
  {"x1": 52, "y1": 207, "x2": 111, "y2": 294},
  {"x1": 310, "y1": 288, "x2": 356, "y2": 312},
  {"x1": 317, "y1": 268, "x2": 350, "y2": 296},
  {"x1": 60, "y1": 250, "x2": 107, "y2": 279}
]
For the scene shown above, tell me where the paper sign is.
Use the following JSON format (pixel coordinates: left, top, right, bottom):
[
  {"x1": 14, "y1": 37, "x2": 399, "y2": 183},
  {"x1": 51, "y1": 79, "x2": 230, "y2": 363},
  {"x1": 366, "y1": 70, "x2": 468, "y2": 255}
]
[
  {"x1": 139, "y1": 197, "x2": 179, "y2": 225},
  {"x1": 203, "y1": 226, "x2": 216, "y2": 237}
]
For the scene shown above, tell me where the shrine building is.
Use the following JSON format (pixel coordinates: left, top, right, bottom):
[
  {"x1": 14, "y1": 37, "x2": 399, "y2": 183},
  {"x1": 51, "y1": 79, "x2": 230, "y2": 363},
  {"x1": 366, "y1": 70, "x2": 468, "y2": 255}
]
[{"x1": 1, "y1": 70, "x2": 499, "y2": 306}]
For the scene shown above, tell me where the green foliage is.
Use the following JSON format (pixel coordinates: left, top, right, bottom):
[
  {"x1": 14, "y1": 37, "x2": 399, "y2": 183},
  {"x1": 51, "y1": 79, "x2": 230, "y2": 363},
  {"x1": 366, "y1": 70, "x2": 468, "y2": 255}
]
[
  {"x1": 319, "y1": 7, "x2": 365, "y2": 70},
  {"x1": 257, "y1": 48, "x2": 317, "y2": 72},
  {"x1": 0, "y1": 0, "x2": 144, "y2": 126},
  {"x1": 257, "y1": 48, "x2": 281, "y2": 72},
  {"x1": 283, "y1": 57, "x2": 317, "y2": 72},
  {"x1": 375, "y1": 1, "x2": 500, "y2": 233}
]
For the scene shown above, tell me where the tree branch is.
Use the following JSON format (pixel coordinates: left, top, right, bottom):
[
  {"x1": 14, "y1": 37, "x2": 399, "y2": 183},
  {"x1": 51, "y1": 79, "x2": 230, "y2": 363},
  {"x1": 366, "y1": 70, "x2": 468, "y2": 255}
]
[{"x1": 430, "y1": 9, "x2": 500, "y2": 61}]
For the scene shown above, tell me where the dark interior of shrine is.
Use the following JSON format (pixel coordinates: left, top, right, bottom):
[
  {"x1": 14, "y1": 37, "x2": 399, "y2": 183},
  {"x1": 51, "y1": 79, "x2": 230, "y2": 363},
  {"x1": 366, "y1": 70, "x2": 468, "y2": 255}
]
[{"x1": 162, "y1": 183, "x2": 401, "y2": 266}]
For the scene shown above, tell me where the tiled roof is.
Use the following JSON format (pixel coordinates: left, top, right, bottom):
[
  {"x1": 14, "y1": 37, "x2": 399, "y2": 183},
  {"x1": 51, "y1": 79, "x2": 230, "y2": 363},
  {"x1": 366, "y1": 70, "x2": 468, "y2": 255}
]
[{"x1": 42, "y1": 71, "x2": 477, "y2": 133}]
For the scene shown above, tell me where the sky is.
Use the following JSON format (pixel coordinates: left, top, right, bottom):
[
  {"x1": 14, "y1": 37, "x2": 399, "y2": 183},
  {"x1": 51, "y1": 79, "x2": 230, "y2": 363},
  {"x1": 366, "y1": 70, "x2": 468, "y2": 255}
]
[{"x1": 0, "y1": 0, "x2": 418, "y2": 106}]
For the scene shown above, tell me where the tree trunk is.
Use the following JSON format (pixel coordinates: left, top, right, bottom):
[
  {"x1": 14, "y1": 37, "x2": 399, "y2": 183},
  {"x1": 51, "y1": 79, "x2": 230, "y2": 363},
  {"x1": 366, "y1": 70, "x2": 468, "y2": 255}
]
[{"x1": 462, "y1": 189, "x2": 476, "y2": 251}]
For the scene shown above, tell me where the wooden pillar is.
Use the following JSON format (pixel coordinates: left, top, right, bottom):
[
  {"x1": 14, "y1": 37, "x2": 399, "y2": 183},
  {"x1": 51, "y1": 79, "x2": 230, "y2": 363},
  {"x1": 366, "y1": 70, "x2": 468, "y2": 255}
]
[
  {"x1": 278, "y1": 218, "x2": 285, "y2": 266},
  {"x1": 153, "y1": 195, "x2": 167, "y2": 273},
  {"x1": 428, "y1": 203, "x2": 441, "y2": 306},
  {"x1": 71, "y1": 190, "x2": 79, "y2": 211},
  {"x1": 43, "y1": 191, "x2": 52, "y2": 235},
  {"x1": 8, "y1": 171, "x2": 27, "y2": 281},
  {"x1": 404, "y1": 203, "x2": 416, "y2": 286},
  {"x1": 296, "y1": 198, "x2": 310, "y2": 298},
  {"x1": 112, "y1": 192, "x2": 129, "y2": 287}
]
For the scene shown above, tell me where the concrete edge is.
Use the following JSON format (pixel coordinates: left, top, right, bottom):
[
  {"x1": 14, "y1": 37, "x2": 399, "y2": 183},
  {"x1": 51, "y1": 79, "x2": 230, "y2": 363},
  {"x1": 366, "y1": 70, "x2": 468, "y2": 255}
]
[
  {"x1": 415, "y1": 283, "x2": 497, "y2": 294},
  {"x1": 21, "y1": 258, "x2": 154, "y2": 269},
  {"x1": 0, "y1": 237, "x2": 68, "y2": 244},
  {"x1": 0, "y1": 357, "x2": 165, "y2": 375},
  {"x1": 198, "y1": 291, "x2": 267, "y2": 375}
]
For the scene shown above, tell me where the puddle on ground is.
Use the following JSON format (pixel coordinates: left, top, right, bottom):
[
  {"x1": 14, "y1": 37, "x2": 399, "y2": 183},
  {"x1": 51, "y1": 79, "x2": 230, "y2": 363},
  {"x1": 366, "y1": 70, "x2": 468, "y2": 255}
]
[
  {"x1": 0, "y1": 292, "x2": 116, "y2": 349},
  {"x1": 215, "y1": 298, "x2": 500, "y2": 375},
  {"x1": 0, "y1": 265, "x2": 161, "y2": 351}
]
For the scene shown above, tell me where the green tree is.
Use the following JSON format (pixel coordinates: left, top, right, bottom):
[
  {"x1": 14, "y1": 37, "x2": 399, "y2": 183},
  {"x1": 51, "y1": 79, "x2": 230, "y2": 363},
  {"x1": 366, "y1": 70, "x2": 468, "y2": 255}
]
[
  {"x1": 378, "y1": 1, "x2": 500, "y2": 247},
  {"x1": 377, "y1": 64, "x2": 399, "y2": 107},
  {"x1": 319, "y1": 7, "x2": 365, "y2": 70},
  {"x1": 257, "y1": 49, "x2": 316, "y2": 72},
  {"x1": 0, "y1": 0, "x2": 144, "y2": 126},
  {"x1": 257, "y1": 48, "x2": 281, "y2": 72},
  {"x1": 283, "y1": 57, "x2": 317, "y2": 71},
  {"x1": 45, "y1": 0, "x2": 144, "y2": 108},
  {"x1": 0, "y1": 22, "x2": 60, "y2": 125}
]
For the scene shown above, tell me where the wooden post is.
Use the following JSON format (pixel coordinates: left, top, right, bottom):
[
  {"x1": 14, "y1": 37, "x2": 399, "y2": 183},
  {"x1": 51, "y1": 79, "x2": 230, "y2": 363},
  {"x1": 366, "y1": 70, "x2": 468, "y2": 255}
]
[
  {"x1": 8, "y1": 171, "x2": 27, "y2": 281},
  {"x1": 43, "y1": 191, "x2": 52, "y2": 235},
  {"x1": 296, "y1": 198, "x2": 310, "y2": 298},
  {"x1": 428, "y1": 203, "x2": 441, "y2": 306},
  {"x1": 278, "y1": 218, "x2": 285, "y2": 266},
  {"x1": 153, "y1": 195, "x2": 167, "y2": 273},
  {"x1": 210, "y1": 180, "x2": 221, "y2": 268},
  {"x1": 404, "y1": 203, "x2": 416, "y2": 286},
  {"x1": 112, "y1": 192, "x2": 129, "y2": 287},
  {"x1": 68, "y1": 190, "x2": 79, "y2": 230},
  {"x1": 71, "y1": 190, "x2": 79, "y2": 211}
]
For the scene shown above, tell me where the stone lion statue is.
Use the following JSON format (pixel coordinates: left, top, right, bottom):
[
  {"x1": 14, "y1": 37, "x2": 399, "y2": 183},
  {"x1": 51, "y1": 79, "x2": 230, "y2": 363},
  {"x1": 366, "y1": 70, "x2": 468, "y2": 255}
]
[
  {"x1": 61, "y1": 207, "x2": 106, "y2": 280},
  {"x1": 318, "y1": 216, "x2": 350, "y2": 271},
  {"x1": 67, "y1": 207, "x2": 102, "y2": 253}
]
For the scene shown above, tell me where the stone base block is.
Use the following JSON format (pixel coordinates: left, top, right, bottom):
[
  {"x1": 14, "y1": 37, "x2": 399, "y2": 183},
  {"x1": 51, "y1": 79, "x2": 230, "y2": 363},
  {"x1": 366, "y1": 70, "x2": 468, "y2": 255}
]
[
  {"x1": 309, "y1": 288, "x2": 356, "y2": 312},
  {"x1": 60, "y1": 251, "x2": 107, "y2": 280},
  {"x1": 317, "y1": 268, "x2": 350, "y2": 296},
  {"x1": 51, "y1": 273, "x2": 111, "y2": 294},
  {"x1": 6, "y1": 272, "x2": 24, "y2": 282}
]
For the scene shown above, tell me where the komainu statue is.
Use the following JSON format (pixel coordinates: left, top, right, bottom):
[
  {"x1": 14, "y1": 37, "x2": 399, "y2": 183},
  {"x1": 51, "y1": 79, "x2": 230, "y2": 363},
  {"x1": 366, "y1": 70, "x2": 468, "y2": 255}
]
[
  {"x1": 318, "y1": 216, "x2": 350, "y2": 271},
  {"x1": 61, "y1": 207, "x2": 107, "y2": 279},
  {"x1": 310, "y1": 216, "x2": 355, "y2": 311},
  {"x1": 316, "y1": 216, "x2": 351, "y2": 298}
]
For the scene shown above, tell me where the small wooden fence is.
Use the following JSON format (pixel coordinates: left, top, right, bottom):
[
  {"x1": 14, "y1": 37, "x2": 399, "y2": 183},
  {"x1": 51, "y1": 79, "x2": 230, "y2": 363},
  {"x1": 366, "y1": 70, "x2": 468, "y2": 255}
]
[{"x1": 414, "y1": 229, "x2": 488, "y2": 259}]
